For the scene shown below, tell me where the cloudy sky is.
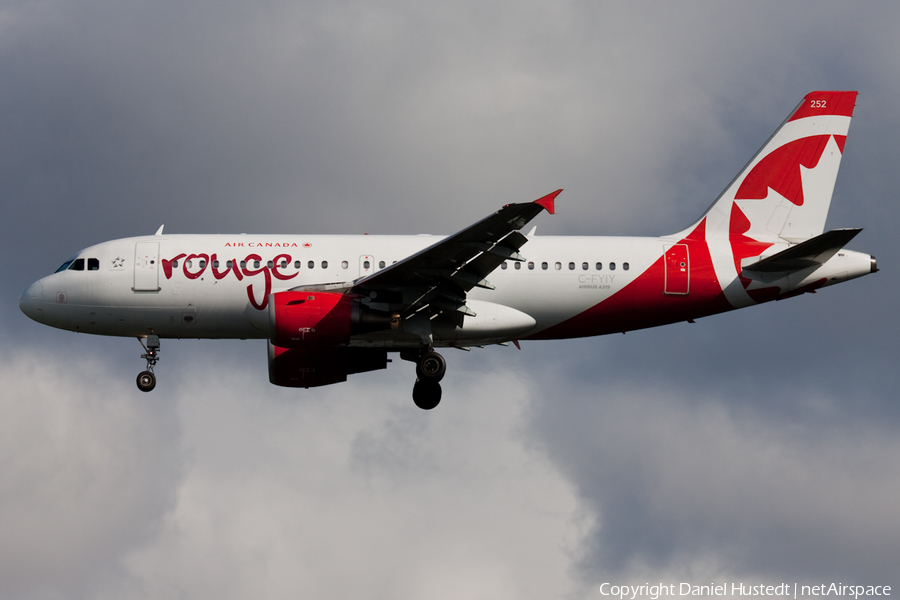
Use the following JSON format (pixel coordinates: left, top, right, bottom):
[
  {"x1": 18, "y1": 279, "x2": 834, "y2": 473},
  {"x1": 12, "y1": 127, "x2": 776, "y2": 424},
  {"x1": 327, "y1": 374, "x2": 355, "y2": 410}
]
[{"x1": 2, "y1": 1, "x2": 899, "y2": 598}]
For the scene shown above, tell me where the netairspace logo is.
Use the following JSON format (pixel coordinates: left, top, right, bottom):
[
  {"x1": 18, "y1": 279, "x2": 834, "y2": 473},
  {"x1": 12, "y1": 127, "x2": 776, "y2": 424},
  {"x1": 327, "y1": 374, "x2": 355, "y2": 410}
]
[{"x1": 598, "y1": 583, "x2": 892, "y2": 600}]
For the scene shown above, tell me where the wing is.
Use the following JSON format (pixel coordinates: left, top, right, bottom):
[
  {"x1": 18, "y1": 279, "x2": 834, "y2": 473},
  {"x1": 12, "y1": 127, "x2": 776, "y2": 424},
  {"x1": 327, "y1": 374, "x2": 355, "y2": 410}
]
[{"x1": 294, "y1": 190, "x2": 560, "y2": 332}]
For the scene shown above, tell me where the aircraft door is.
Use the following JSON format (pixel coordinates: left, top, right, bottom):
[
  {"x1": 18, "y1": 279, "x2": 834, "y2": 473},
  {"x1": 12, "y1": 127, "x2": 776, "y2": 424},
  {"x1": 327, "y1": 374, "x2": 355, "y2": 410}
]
[
  {"x1": 134, "y1": 242, "x2": 161, "y2": 291},
  {"x1": 359, "y1": 255, "x2": 375, "y2": 277},
  {"x1": 664, "y1": 244, "x2": 689, "y2": 295}
]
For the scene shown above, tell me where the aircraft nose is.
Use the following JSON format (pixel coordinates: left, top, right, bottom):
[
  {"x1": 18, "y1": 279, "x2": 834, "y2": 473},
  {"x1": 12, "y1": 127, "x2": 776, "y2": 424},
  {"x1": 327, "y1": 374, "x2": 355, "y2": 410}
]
[{"x1": 19, "y1": 280, "x2": 44, "y2": 323}]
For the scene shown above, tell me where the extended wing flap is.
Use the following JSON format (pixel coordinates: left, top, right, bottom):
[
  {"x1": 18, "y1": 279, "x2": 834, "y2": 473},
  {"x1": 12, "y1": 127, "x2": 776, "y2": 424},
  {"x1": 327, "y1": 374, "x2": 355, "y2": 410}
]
[{"x1": 742, "y1": 228, "x2": 862, "y2": 276}]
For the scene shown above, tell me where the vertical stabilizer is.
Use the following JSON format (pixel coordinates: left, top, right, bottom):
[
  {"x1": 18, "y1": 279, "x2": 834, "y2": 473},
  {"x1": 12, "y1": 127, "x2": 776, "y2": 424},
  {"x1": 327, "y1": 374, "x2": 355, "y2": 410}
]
[{"x1": 678, "y1": 91, "x2": 857, "y2": 244}]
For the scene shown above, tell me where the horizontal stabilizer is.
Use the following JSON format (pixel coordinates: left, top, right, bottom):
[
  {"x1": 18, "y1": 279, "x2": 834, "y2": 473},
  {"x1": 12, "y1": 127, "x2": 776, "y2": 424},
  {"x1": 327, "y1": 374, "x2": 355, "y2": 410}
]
[{"x1": 742, "y1": 228, "x2": 862, "y2": 275}]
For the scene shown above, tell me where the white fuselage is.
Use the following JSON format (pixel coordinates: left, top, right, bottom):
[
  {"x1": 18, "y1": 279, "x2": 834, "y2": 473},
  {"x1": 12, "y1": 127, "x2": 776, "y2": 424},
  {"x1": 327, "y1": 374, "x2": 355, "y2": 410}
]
[{"x1": 20, "y1": 232, "x2": 873, "y2": 348}]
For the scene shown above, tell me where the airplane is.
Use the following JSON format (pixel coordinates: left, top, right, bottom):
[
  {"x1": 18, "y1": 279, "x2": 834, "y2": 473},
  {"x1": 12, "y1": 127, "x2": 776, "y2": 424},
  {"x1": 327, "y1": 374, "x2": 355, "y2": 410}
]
[{"x1": 19, "y1": 91, "x2": 877, "y2": 409}]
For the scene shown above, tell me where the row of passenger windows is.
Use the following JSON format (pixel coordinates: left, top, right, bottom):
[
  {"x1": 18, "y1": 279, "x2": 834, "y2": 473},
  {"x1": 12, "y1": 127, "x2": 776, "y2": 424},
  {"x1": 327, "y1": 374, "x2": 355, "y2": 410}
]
[
  {"x1": 170, "y1": 258, "x2": 629, "y2": 272},
  {"x1": 501, "y1": 261, "x2": 629, "y2": 271},
  {"x1": 57, "y1": 256, "x2": 630, "y2": 274}
]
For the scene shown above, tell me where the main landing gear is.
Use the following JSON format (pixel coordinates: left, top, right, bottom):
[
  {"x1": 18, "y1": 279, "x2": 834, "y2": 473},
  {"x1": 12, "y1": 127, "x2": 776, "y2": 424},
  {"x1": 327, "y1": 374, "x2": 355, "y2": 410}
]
[
  {"x1": 136, "y1": 335, "x2": 160, "y2": 392},
  {"x1": 405, "y1": 348, "x2": 447, "y2": 410}
]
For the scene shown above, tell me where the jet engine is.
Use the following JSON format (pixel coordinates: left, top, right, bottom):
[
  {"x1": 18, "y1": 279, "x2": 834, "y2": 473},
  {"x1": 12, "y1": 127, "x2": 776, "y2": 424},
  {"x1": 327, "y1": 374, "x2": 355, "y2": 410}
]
[
  {"x1": 268, "y1": 343, "x2": 389, "y2": 388},
  {"x1": 267, "y1": 291, "x2": 396, "y2": 348}
]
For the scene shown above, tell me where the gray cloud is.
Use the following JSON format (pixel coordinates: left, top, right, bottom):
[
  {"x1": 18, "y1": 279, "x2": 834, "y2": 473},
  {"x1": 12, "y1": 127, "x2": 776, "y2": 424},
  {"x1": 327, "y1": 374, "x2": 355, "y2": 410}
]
[
  {"x1": 529, "y1": 380, "x2": 900, "y2": 584},
  {"x1": 0, "y1": 351, "x2": 181, "y2": 599},
  {"x1": 1, "y1": 349, "x2": 583, "y2": 599}
]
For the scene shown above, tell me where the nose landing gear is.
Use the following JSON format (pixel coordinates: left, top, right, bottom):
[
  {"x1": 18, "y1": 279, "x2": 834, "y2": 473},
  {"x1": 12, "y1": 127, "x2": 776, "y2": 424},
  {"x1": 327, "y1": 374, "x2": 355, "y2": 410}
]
[
  {"x1": 137, "y1": 371, "x2": 156, "y2": 392},
  {"x1": 405, "y1": 349, "x2": 446, "y2": 410},
  {"x1": 136, "y1": 335, "x2": 160, "y2": 392}
]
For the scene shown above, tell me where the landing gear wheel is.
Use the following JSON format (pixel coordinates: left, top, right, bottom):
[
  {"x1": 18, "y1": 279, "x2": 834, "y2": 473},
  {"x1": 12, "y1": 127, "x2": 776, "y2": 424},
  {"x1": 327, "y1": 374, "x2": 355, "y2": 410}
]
[
  {"x1": 136, "y1": 335, "x2": 161, "y2": 392},
  {"x1": 412, "y1": 380, "x2": 442, "y2": 410},
  {"x1": 416, "y1": 351, "x2": 446, "y2": 382},
  {"x1": 136, "y1": 370, "x2": 156, "y2": 392}
]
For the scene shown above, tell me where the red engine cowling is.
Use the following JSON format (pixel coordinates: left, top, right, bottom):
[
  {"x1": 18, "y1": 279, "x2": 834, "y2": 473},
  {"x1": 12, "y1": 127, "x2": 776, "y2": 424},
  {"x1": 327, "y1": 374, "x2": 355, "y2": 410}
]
[
  {"x1": 269, "y1": 291, "x2": 353, "y2": 348},
  {"x1": 268, "y1": 290, "x2": 397, "y2": 349},
  {"x1": 268, "y1": 343, "x2": 389, "y2": 388}
]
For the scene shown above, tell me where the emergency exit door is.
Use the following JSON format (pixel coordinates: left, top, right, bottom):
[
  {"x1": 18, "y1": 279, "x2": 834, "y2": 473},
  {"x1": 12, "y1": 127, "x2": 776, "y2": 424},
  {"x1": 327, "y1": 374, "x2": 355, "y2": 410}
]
[
  {"x1": 134, "y1": 242, "x2": 161, "y2": 291},
  {"x1": 664, "y1": 244, "x2": 690, "y2": 295},
  {"x1": 359, "y1": 255, "x2": 375, "y2": 277}
]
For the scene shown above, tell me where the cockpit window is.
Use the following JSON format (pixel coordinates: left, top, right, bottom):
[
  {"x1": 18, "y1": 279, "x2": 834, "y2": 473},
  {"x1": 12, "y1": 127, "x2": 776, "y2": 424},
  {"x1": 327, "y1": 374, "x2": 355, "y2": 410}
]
[
  {"x1": 88, "y1": 258, "x2": 100, "y2": 271},
  {"x1": 68, "y1": 258, "x2": 85, "y2": 271},
  {"x1": 55, "y1": 260, "x2": 75, "y2": 273}
]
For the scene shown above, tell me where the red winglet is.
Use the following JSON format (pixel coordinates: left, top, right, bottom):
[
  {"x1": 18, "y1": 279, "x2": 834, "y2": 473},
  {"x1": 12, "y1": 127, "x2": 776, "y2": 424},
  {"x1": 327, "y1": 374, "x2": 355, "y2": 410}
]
[{"x1": 533, "y1": 189, "x2": 562, "y2": 214}]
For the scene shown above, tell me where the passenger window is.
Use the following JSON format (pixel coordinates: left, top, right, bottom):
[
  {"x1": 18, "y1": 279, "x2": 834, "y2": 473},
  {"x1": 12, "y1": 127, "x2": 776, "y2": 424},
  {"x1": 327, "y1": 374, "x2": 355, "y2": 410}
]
[
  {"x1": 527, "y1": 262, "x2": 534, "y2": 270},
  {"x1": 595, "y1": 262, "x2": 603, "y2": 270},
  {"x1": 321, "y1": 260, "x2": 328, "y2": 269},
  {"x1": 186, "y1": 260, "x2": 192, "y2": 269},
  {"x1": 542, "y1": 262, "x2": 548, "y2": 270},
  {"x1": 213, "y1": 260, "x2": 220, "y2": 268},
  {"x1": 88, "y1": 258, "x2": 100, "y2": 271},
  {"x1": 68, "y1": 258, "x2": 85, "y2": 271},
  {"x1": 623, "y1": 262, "x2": 630, "y2": 271},
  {"x1": 199, "y1": 259, "x2": 207, "y2": 269},
  {"x1": 308, "y1": 261, "x2": 314, "y2": 269},
  {"x1": 609, "y1": 262, "x2": 616, "y2": 271},
  {"x1": 554, "y1": 262, "x2": 561, "y2": 270},
  {"x1": 568, "y1": 262, "x2": 575, "y2": 270},
  {"x1": 501, "y1": 262, "x2": 508, "y2": 270},
  {"x1": 514, "y1": 262, "x2": 521, "y2": 270},
  {"x1": 227, "y1": 260, "x2": 233, "y2": 268},
  {"x1": 294, "y1": 261, "x2": 301, "y2": 269},
  {"x1": 582, "y1": 262, "x2": 589, "y2": 270},
  {"x1": 253, "y1": 260, "x2": 260, "y2": 269},
  {"x1": 240, "y1": 260, "x2": 246, "y2": 269},
  {"x1": 173, "y1": 260, "x2": 179, "y2": 268},
  {"x1": 360, "y1": 261, "x2": 367, "y2": 269},
  {"x1": 266, "y1": 261, "x2": 274, "y2": 269},
  {"x1": 280, "y1": 260, "x2": 287, "y2": 269},
  {"x1": 379, "y1": 261, "x2": 386, "y2": 269}
]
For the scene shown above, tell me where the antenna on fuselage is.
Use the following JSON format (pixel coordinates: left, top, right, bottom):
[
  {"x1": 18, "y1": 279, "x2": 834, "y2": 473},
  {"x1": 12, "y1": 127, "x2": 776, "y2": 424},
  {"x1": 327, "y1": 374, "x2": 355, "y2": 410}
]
[{"x1": 154, "y1": 225, "x2": 165, "y2": 236}]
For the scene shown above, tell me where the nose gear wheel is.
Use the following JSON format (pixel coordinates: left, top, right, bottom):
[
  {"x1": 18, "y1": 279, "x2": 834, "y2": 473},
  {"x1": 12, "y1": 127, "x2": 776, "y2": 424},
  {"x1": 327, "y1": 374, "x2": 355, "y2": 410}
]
[
  {"x1": 136, "y1": 370, "x2": 156, "y2": 392},
  {"x1": 136, "y1": 335, "x2": 160, "y2": 392}
]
